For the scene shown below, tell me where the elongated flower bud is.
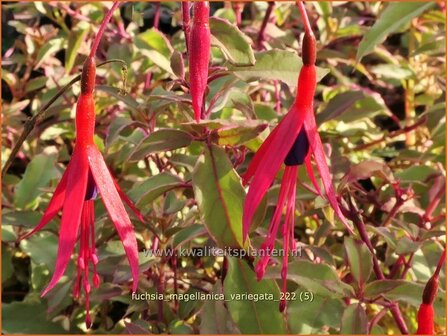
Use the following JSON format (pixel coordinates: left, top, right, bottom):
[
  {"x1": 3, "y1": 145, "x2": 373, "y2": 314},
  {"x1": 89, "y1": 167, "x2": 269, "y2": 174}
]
[
  {"x1": 302, "y1": 32, "x2": 316, "y2": 66},
  {"x1": 422, "y1": 275, "x2": 439, "y2": 305},
  {"x1": 417, "y1": 251, "x2": 445, "y2": 334},
  {"x1": 81, "y1": 57, "x2": 96, "y2": 95},
  {"x1": 189, "y1": 1, "x2": 210, "y2": 122}
]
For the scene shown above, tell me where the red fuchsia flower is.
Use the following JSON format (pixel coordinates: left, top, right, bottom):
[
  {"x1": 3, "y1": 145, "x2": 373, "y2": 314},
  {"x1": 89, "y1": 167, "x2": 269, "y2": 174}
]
[
  {"x1": 189, "y1": 1, "x2": 210, "y2": 122},
  {"x1": 417, "y1": 250, "x2": 445, "y2": 334},
  {"x1": 242, "y1": 2, "x2": 354, "y2": 311},
  {"x1": 21, "y1": 3, "x2": 144, "y2": 328}
]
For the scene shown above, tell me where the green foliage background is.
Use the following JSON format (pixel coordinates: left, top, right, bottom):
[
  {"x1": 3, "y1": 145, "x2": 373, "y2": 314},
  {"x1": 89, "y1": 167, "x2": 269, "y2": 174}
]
[{"x1": 2, "y1": 2, "x2": 445, "y2": 334}]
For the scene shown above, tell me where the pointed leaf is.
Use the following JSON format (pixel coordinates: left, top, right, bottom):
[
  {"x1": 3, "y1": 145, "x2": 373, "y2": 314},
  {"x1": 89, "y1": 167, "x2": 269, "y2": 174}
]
[
  {"x1": 210, "y1": 17, "x2": 255, "y2": 66},
  {"x1": 130, "y1": 129, "x2": 193, "y2": 161},
  {"x1": 14, "y1": 153, "x2": 59, "y2": 209},
  {"x1": 340, "y1": 303, "x2": 368, "y2": 334},
  {"x1": 193, "y1": 144, "x2": 245, "y2": 248},
  {"x1": 357, "y1": 2, "x2": 435, "y2": 61},
  {"x1": 223, "y1": 257, "x2": 286, "y2": 334},
  {"x1": 344, "y1": 237, "x2": 373, "y2": 289},
  {"x1": 229, "y1": 50, "x2": 329, "y2": 89}
]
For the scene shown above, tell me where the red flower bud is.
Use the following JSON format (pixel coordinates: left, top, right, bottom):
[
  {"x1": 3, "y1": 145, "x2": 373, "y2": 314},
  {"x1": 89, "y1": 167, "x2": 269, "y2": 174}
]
[
  {"x1": 189, "y1": 1, "x2": 210, "y2": 122},
  {"x1": 302, "y1": 32, "x2": 316, "y2": 66},
  {"x1": 423, "y1": 275, "x2": 439, "y2": 305},
  {"x1": 81, "y1": 57, "x2": 96, "y2": 95}
]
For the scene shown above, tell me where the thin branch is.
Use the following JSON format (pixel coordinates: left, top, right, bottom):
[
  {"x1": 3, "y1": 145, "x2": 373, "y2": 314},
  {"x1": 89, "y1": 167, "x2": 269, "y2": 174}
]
[
  {"x1": 257, "y1": 1, "x2": 275, "y2": 48},
  {"x1": 296, "y1": 1, "x2": 313, "y2": 35},
  {"x1": 90, "y1": 2, "x2": 121, "y2": 58},
  {"x1": 434, "y1": 249, "x2": 446, "y2": 278},
  {"x1": 153, "y1": 2, "x2": 161, "y2": 29},
  {"x1": 342, "y1": 196, "x2": 409, "y2": 334},
  {"x1": 351, "y1": 116, "x2": 427, "y2": 152}
]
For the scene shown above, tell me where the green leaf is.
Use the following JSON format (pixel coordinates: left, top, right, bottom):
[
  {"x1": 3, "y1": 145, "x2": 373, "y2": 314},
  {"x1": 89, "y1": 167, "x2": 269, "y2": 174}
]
[
  {"x1": 135, "y1": 28, "x2": 173, "y2": 57},
  {"x1": 338, "y1": 160, "x2": 395, "y2": 192},
  {"x1": 192, "y1": 144, "x2": 245, "y2": 248},
  {"x1": 287, "y1": 294, "x2": 344, "y2": 333},
  {"x1": 223, "y1": 257, "x2": 286, "y2": 334},
  {"x1": 20, "y1": 232, "x2": 58, "y2": 267},
  {"x1": 340, "y1": 303, "x2": 368, "y2": 334},
  {"x1": 24, "y1": 77, "x2": 48, "y2": 93},
  {"x1": 128, "y1": 172, "x2": 184, "y2": 206},
  {"x1": 210, "y1": 17, "x2": 255, "y2": 66},
  {"x1": 2, "y1": 210, "x2": 41, "y2": 228},
  {"x1": 365, "y1": 280, "x2": 445, "y2": 315},
  {"x1": 229, "y1": 50, "x2": 329, "y2": 89},
  {"x1": 267, "y1": 259, "x2": 355, "y2": 298},
  {"x1": 214, "y1": 122, "x2": 268, "y2": 146},
  {"x1": 96, "y1": 85, "x2": 140, "y2": 111},
  {"x1": 34, "y1": 38, "x2": 65, "y2": 69},
  {"x1": 357, "y1": 2, "x2": 435, "y2": 61},
  {"x1": 65, "y1": 22, "x2": 89, "y2": 73},
  {"x1": 130, "y1": 129, "x2": 193, "y2": 161},
  {"x1": 170, "y1": 50, "x2": 184, "y2": 79},
  {"x1": 173, "y1": 224, "x2": 207, "y2": 248},
  {"x1": 319, "y1": 91, "x2": 390, "y2": 124},
  {"x1": 136, "y1": 28, "x2": 174, "y2": 74},
  {"x1": 199, "y1": 283, "x2": 239, "y2": 334},
  {"x1": 2, "y1": 301, "x2": 69, "y2": 334},
  {"x1": 2, "y1": 247, "x2": 14, "y2": 283},
  {"x1": 370, "y1": 64, "x2": 416, "y2": 80},
  {"x1": 14, "y1": 153, "x2": 59, "y2": 209},
  {"x1": 344, "y1": 237, "x2": 373, "y2": 289}
]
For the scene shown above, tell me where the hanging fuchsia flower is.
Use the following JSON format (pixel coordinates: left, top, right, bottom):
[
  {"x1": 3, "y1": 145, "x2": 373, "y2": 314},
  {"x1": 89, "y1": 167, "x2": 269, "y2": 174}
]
[
  {"x1": 21, "y1": 3, "x2": 143, "y2": 328},
  {"x1": 189, "y1": 1, "x2": 210, "y2": 122},
  {"x1": 242, "y1": 3, "x2": 354, "y2": 311}
]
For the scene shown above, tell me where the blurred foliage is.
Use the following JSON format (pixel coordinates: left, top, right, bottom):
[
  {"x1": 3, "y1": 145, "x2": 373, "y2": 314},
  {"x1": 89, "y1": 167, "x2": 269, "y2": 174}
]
[{"x1": 1, "y1": 1, "x2": 445, "y2": 334}]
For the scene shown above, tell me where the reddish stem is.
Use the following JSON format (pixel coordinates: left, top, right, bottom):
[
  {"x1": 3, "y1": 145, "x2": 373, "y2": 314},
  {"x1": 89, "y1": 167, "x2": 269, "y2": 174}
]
[
  {"x1": 153, "y1": 2, "x2": 161, "y2": 29},
  {"x1": 257, "y1": 1, "x2": 275, "y2": 48},
  {"x1": 89, "y1": 2, "x2": 120, "y2": 59},
  {"x1": 296, "y1": 1, "x2": 313, "y2": 36}
]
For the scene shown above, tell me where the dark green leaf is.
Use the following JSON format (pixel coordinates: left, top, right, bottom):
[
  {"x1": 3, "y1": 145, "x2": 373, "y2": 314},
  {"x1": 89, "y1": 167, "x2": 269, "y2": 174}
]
[
  {"x1": 357, "y1": 2, "x2": 435, "y2": 61},
  {"x1": 223, "y1": 257, "x2": 286, "y2": 334},
  {"x1": 340, "y1": 303, "x2": 368, "y2": 334},
  {"x1": 2, "y1": 301, "x2": 69, "y2": 334},
  {"x1": 65, "y1": 22, "x2": 89, "y2": 73},
  {"x1": 130, "y1": 129, "x2": 193, "y2": 161},
  {"x1": 14, "y1": 154, "x2": 59, "y2": 209},
  {"x1": 344, "y1": 237, "x2": 373, "y2": 289},
  {"x1": 229, "y1": 50, "x2": 328, "y2": 89},
  {"x1": 193, "y1": 144, "x2": 245, "y2": 248},
  {"x1": 210, "y1": 17, "x2": 255, "y2": 66}
]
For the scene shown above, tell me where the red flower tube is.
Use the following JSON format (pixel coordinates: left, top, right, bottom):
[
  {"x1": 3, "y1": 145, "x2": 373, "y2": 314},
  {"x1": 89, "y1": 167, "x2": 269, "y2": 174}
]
[
  {"x1": 189, "y1": 1, "x2": 210, "y2": 122},
  {"x1": 242, "y1": 3, "x2": 354, "y2": 311},
  {"x1": 416, "y1": 250, "x2": 445, "y2": 334},
  {"x1": 21, "y1": 3, "x2": 144, "y2": 328}
]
